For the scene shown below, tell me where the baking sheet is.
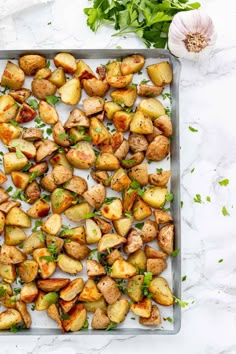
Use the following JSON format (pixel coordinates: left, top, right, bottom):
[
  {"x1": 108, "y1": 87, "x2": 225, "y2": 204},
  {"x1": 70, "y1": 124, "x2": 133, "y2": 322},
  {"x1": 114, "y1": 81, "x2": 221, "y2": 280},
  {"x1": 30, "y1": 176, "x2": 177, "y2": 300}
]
[{"x1": 0, "y1": 49, "x2": 181, "y2": 335}]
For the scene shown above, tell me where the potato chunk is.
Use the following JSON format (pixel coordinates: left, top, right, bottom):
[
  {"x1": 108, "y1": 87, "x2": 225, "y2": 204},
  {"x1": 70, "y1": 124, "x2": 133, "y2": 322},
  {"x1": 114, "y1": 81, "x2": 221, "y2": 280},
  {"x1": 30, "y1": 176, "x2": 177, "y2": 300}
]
[
  {"x1": 54, "y1": 52, "x2": 76, "y2": 73},
  {"x1": 110, "y1": 259, "x2": 136, "y2": 279},
  {"x1": 1, "y1": 61, "x2": 25, "y2": 90},
  {"x1": 149, "y1": 277, "x2": 174, "y2": 306},
  {"x1": 107, "y1": 299, "x2": 129, "y2": 323},
  {"x1": 0, "y1": 309, "x2": 22, "y2": 330}
]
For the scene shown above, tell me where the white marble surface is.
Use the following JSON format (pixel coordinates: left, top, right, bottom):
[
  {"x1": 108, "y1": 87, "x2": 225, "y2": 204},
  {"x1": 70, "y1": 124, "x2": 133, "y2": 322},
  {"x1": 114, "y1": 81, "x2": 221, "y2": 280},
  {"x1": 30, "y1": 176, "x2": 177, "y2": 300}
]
[{"x1": 0, "y1": 0, "x2": 236, "y2": 353}]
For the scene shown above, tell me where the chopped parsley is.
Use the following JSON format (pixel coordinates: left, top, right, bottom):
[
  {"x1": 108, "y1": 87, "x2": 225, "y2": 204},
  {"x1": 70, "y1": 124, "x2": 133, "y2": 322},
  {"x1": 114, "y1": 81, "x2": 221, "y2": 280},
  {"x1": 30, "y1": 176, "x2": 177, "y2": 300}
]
[
  {"x1": 193, "y1": 194, "x2": 202, "y2": 203},
  {"x1": 218, "y1": 179, "x2": 229, "y2": 186},
  {"x1": 222, "y1": 206, "x2": 229, "y2": 216},
  {"x1": 188, "y1": 126, "x2": 198, "y2": 132}
]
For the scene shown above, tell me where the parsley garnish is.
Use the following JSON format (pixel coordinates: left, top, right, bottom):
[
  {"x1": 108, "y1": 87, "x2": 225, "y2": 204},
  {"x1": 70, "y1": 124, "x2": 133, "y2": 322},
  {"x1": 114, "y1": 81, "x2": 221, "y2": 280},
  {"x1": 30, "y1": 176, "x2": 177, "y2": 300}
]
[
  {"x1": 106, "y1": 322, "x2": 117, "y2": 331},
  {"x1": 46, "y1": 95, "x2": 61, "y2": 106},
  {"x1": 174, "y1": 296, "x2": 189, "y2": 308},
  {"x1": 27, "y1": 99, "x2": 38, "y2": 110},
  {"x1": 218, "y1": 259, "x2": 223, "y2": 263},
  {"x1": 193, "y1": 194, "x2": 202, "y2": 203},
  {"x1": 60, "y1": 313, "x2": 70, "y2": 320},
  {"x1": 170, "y1": 249, "x2": 180, "y2": 257},
  {"x1": 206, "y1": 196, "x2": 211, "y2": 202},
  {"x1": 135, "y1": 222, "x2": 144, "y2": 230},
  {"x1": 166, "y1": 192, "x2": 174, "y2": 202},
  {"x1": 218, "y1": 179, "x2": 229, "y2": 186},
  {"x1": 182, "y1": 275, "x2": 187, "y2": 281},
  {"x1": 165, "y1": 317, "x2": 173, "y2": 323},
  {"x1": 222, "y1": 206, "x2": 229, "y2": 216},
  {"x1": 140, "y1": 272, "x2": 152, "y2": 297},
  {"x1": 81, "y1": 319, "x2": 89, "y2": 330},
  {"x1": 188, "y1": 126, "x2": 198, "y2": 132}
]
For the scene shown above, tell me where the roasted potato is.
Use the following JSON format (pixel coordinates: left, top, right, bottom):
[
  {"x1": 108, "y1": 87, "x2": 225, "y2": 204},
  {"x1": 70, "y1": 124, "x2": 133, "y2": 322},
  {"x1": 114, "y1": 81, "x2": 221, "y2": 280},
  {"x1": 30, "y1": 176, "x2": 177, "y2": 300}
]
[
  {"x1": 121, "y1": 54, "x2": 145, "y2": 75},
  {"x1": 39, "y1": 100, "x2": 59, "y2": 125},
  {"x1": 142, "y1": 186, "x2": 167, "y2": 208},
  {"x1": 64, "y1": 202, "x2": 91, "y2": 222},
  {"x1": 25, "y1": 181, "x2": 40, "y2": 205},
  {"x1": 63, "y1": 304, "x2": 87, "y2": 332},
  {"x1": 83, "y1": 78, "x2": 109, "y2": 97},
  {"x1": 130, "y1": 111, "x2": 153, "y2": 135},
  {"x1": 0, "y1": 122, "x2": 22, "y2": 145},
  {"x1": 128, "y1": 163, "x2": 148, "y2": 186},
  {"x1": 19, "y1": 54, "x2": 46, "y2": 75},
  {"x1": 121, "y1": 151, "x2": 145, "y2": 169},
  {"x1": 47, "y1": 304, "x2": 64, "y2": 332},
  {"x1": 107, "y1": 249, "x2": 123, "y2": 266},
  {"x1": 0, "y1": 263, "x2": 16, "y2": 283},
  {"x1": 149, "y1": 170, "x2": 171, "y2": 187},
  {"x1": 91, "y1": 308, "x2": 110, "y2": 329},
  {"x1": 64, "y1": 108, "x2": 89, "y2": 129},
  {"x1": 157, "y1": 224, "x2": 174, "y2": 255},
  {"x1": 113, "y1": 217, "x2": 132, "y2": 237},
  {"x1": 0, "y1": 201, "x2": 21, "y2": 214},
  {"x1": 107, "y1": 299, "x2": 129, "y2": 323},
  {"x1": 20, "y1": 281, "x2": 38, "y2": 303},
  {"x1": 85, "y1": 219, "x2": 102, "y2": 244},
  {"x1": 27, "y1": 199, "x2": 50, "y2": 219},
  {"x1": 9, "y1": 138, "x2": 36, "y2": 159},
  {"x1": 57, "y1": 254, "x2": 83, "y2": 274},
  {"x1": 16, "y1": 301, "x2": 32, "y2": 328},
  {"x1": 9, "y1": 88, "x2": 31, "y2": 103},
  {"x1": 54, "y1": 52, "x2": 76, "y2": 73},
  {"x1": 139, "y1": 304, "x2": 161, "y2": 326},
  {"x1": 52, "y1": 165, "x2": 72, "y2": 185},
  {"x1": 0, "y1": 211, "x2": 5, "y2": 235},
  {"x1": 58, "y1": 78, "x2": 81, "y2": 105},
  {"x1": 128, "y1": 133, "x2": 148, "y2": 153},
  {"x1": 36, "y1": 140, "x2": 58, "y2": 163},
  {"x1": 0, "y1": 95, "x2": 18, "y2": 123},
  {"x1": 127, "y1": 249, "x2": 147, "y2": 271},
  {"x1": 41, "y1": 214, "x2": 62, "y2": 235},
  {"x1": 93, "y1": 217, "x2": 112, "y2": 234},
  {"x1": 89, "y1": 117, "x2": 110, "y2": 145},
  {"x1": 49, "y1": 67, "x2": 66, "y2": 87},
  {"x1": 0, "y1": 309, "x2": 23, "y2": 330},
  {"x1": 74, "y1": 59, "x2": 95, "y2": 80},
  {"x1": 33, "y1": 248, "x2": 56, "y2": 279},
  {"x1": 1, "y1": 61, "x2": 25, "y2": 90},
  {"x1": 78, "y1": 279, "x2": 102, "y2": 302},
  {"x1": 104, "y1": 101, "x2": 122, "y2": 120},
  {"x1": 154, "y1": 209, "x2": 173, "y2": 226},
  {"x1": 64, "y1": 241, "x2": 90, "y2": 260},
  {"x1": 123, "y1": 228, "x2": 143, "y2": 255},
  {"x1": 113, "y1": 111, "x2": 134, "y2": 132},
  {"x1": 111, "y1": 86, "x2": 137, "y2": 107},
  {"x1": 46, "y1": 235, "x2": 64, "y2": 255},
  {"x1": 147, "y1": 258, "x2": 167, "y2": 275},
  {"x1": 144, "y1": 245, "x2": 167, "y2": 260},
  {"x1": 3, "y1": 152, "x2": 28, "y2": 174},
  {"x1": 22, "y1": 232, "x2": 45, "y2": 254},
  {"x1": 22, "y1": 127, "x2": 43, "y2": 141},
  {"x1": 63, "y1": 176, "x2": 87, "y2": 195},
  {"x1": 66, "y1": 142, "x2": 95, "y2": 169},
  {"x1": 127, "y1": 275, "x2": 144, "y2": 302},
  {"x1": 130, "y1": 298, "x2": 152, "y2": 318},
  {"x1": 0, "y1": 244, "x2": 26, "y2": 264},
  {"x1": 34, "y1": 67, "x2": 51, "y2": 80},
  {"x1": 11, "y1": 171, "x2": 30, "y2": 190},
  {"x1": 4, "y1": 225, "x2": 26, "y2": 246},
  {"x1": 59, "y1": 296, "x2": 78, "y2": 314},
  {"x1": 18, "y1": 260, "x2": 38, "y2": 283},
  {"x1": 6, "y1": 207, "x2": 31, "y2": 228},
  {"x1": 147, "y1": 61, "x2": 173, "y2": 86},
  {"x1": 132, "y1": 199, "x2": 152, "y2": 221},
  {"x1": 138, "y1": 98, "x2": 165, "y2": 120},
  {"x1": 83, "y1": 183, "x2": 106, "y2": 209},
  {"x1": 60, "y1": 278, "x2": 84, "y2": 301},
  {"x1": 154, "y1": 115, "x2": 173, "y2": 137},
  {"x1": 97, "y1": 233, "x2": 126, "y2": 253},
  {"x1": 110, "y1": 260, "x2": 136, "y2": 279},
  {"x1": 100, "y1": 198, "x2": 123, "y2": 220},
  {"x1": 141, "y1": 220, "x2": 159, "y2": 243},
  {"x1": 95, "y1": 153, "x2": 120, "y2": 171},
  {"x1": 110, "y1": 168, "x2": 131, "y2": 192},
  {"x1": 138, "y1": 84, "x2": 163, "y2": 97},
  {"x1": 87, "y1": 260, "x2": 106, "y2": 277},
  {"x1": 0, "y1": 170, "x2": 7, "y2": 185},
  {"x1": 51, "y1": 188, "x2": 75, "y2": 214},
  {"x1": 31, "y1": 79, "x2": 57, "y2": 100},
  {"x1": 149, "y1": 277, "x2": 174, "y2": 306}
]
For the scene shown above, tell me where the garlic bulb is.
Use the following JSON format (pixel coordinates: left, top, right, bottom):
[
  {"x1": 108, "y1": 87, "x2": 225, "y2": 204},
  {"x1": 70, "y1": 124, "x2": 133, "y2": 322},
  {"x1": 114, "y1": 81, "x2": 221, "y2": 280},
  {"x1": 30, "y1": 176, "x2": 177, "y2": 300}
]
[{"x1": 168, "y1": 10, "x2": 217, "y2": 61}]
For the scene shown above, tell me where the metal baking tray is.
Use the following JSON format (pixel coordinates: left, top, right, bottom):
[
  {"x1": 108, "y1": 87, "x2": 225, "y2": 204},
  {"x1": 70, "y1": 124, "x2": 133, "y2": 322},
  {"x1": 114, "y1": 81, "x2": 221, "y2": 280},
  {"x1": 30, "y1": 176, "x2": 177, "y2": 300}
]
[{"x1": 0, "y1": 49, "x2": 181, "y2": 335}]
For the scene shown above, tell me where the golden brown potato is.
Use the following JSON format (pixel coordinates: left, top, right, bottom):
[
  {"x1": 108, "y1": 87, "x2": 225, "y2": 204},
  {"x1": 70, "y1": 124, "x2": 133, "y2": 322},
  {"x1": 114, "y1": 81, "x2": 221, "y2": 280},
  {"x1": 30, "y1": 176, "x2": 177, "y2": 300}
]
[
  {"x1": 133, "y1": 199, "x2": 152, "y2": 221},
  {"x1": 83, "y1": 96, "x2": 104, "y2": 116},
  {"x1": 19, "y1": 54, "x2": 46, "y2": 75},
  {"x1": 95, "y1": 153, "x2": 120, "y2": 171},
  {"x1": 18, "y1": 260, "x2": 38, "y2": 283},
  {"x1": 0, "y1": 201, "x2": 21, "y2": 214},
  {"x1": 146, "y1": 258, "x2": 167, "y2": 275},
  {"x1": 34, "y1": 67, "x2": 51, "y2": 80},
  {"x1": 110, "y1": 259, "x2": 136, "y2": 279},
  {"x1": 83, "y1": 78, "x2": 109, "y2": 97},
  {"x1": 41, "y1": 214, "x2": 62, "y2": 235},
  {"x1": 128, "y1": 133, "x2": 148, "y2": 153},
  {"x1": 147, "y1": 61, "x2": 173, "y2": 86},
  {"x1": 49, "y1": 153, "x2": 72, "y2": 171},
  {"x1": 47, "y1": 304, "x2": 64, "y2": 332},
  {"x1": 100, "y1": 198, "x2": 123, "y2": 220},
  {"x1": 123, "y1": 188, "x2": 137, "y2": 212},
  {"x1": 4, "y1": 225, "x2": 26, "y2": 246},
  {"x1": 1, "y1": 61, "x2": 25, "y2": 90},
  {"x1": 49, "y1": 67, "x2": 66, "y2": 87},
  {"x1": 142, "y1": 186, "x2": 167, "y2": 209},
  {"x1": 36, "y1": 140, "x2": 58, "y2": 163},
  {"x1": 64, "y1": 176, "x2": 88, "y2": 195},
  {"x1": 52, "y1": 165, "x2": 72, "y2": 185},
  {"x1": 110, "y1": 86, "x2": 137, "y2": 107},
  {"x1": 66, "y1": 142, "x2": 95, "y2": 169},
  {"x1": 130, "y1": 111, "x2": 153, "y2": 135},
  {"x1": 84, "y1": 297, "x2": 107, "y2": 313},
  {"x1": 83, "y1": 184, "x2": 106, "y2": 210},
  {"x1": 0, "y1": 263, "x2": 15, "y2": 283},
  {"x1": 0, "y1": 211, "x2": 5, "y2": 235},
  {"x1": 57, "y1": 254, "x2": 83, "y2": 274},
  {"x1": 9, "y1": 88, "x2": 31, "y2": 103},
  {"x1": 107, "y1": 74, "x2": 133, "y2": 89},
  {"x1": 58, "y1": 78, "x2": 81, "y2": 105},
  {"x1": 138, "y1": 84, "x2": 163, "y2": 97},
  {"x1": 127, "y1": 275, "x2": 144, "y2": 302},
  {"x1": 0, "y1": 170, "x2": 7, "y2": 185},
  {"x1": 141, "y1": 220, "x2": 159, "y2": 243},
  {"x1": 127, "y1": 249, "x2": 147, "y2": 271},
  {"x1": 78, "y1": 279, "x2": 102, "y2": 302},
  {"x1": 144, "y1": 245, "x2": 167, "y2": 260},
  {"x1": 149, "y1": 277, "x2": 174, "y2": 306},
  {"x1": 64, "y1": 202, "x2": 91, "y2": 222},
  {"x1": 91, "y1": 308, "x2": 110, "y2": 329},
  {"x1": 154, "y1": 209, "x2": 173, "y2": 226},
  {"x1": 113, "y1": 217, "x2": 132, "y2": 237},
  {"x1": 113, "y1": 111, "x2": 134, "y2": 132},
  {"x1": 97, "y1": 276, "x2": 121, "y2": 305},
  {"x1": 0, "y1": 95, "x2": 18, "y2": 123},
  {"x1": 138, "y1": 97, "x2": 165, "y2": 120},
  {"x1": 11, "y1": 171, "x2": 30, "y2": 190},
  {"x1": 89, "y1": 117, "x2": 110, "y2": 145},
  {"x1": 63, "y1": 304, "x2": 87, "y2": 332},
  {"x1": 51, "y1": 188, "x2": 75, "y2": 214},
  {"x1": 6, "y1": 207, "x2": 31, "y2": 228},
  {"x1": 0, "y1": 309, "x2": 23, "y2": 330},
  {"x1": 130, "y1": 298, "x2": 152, "y2": 318},
  {"x1": 123, "y1": 228, "x2": 143, "y2": 255},
  {"x1": 85, "y1": 219, "x2": 102, "y2": 244},
  {"x1": 157, "y1": 224, "x2": 174, "y2": 255},
  {"x1": 20, "y1": 282, "x2": 38, "y2": 303},
  {"x1": 104, "y1": 101, "x2": 122, "y2": 120},
  {"x1": 22, "y1": 127, "x2": 43, "y2": 141},
  {"x1": 59, "y1": 296, "x2": 78, "y2": 314},
  {"x1": 9, "y1": 138, "x2": 36, "y2": 159},
  {"x1": 54, "y1": 52, "x2": 76, "y2": 73},
  {"x1": 15, "y1": 102, "x2": 37, "y2": 124},
  {"x1": 64, "y1": 241, "x2": 90, "y2": 260},
  {"x1": 97, "y1": 233, "x2": 126, "y2": 253},
  {"x1": 60, "y1": 278, "x2": 84, "y2": 301},
  {"x1": 107, "y1": 299, "x2": 129, "y2": 323},
  {"x1": 146, "y1": 126, "x2": 164, "y2": 143},
  {"x1": 41, "y1": 173, "x2": 57, "y2": 193},
  {"x1": 93, "y1": 217, "x2": 112, "y2": 234},
  {"x1": 3, "y1": 152, "x2": 28, "y2": 174},
  {"x1": 149, "y1": 170, "x2": 171, "y2": 187},
  {"x1": 110, "y1": 168, "x2": 131, "y2": 192},
  {"x1": 154, "y1": 115, "x2": 173, "y2": 137},
  {"x1": 22, "y1": 232, "x2": 45, "y2": 255},
  {"x1": 0, "y1": 187, "x2": 9, "y2": 205},
  {"x1": 128, "y1": 163, "x2": 148, "y2": 187},
  {"x1": 0, "y1": 244, "x2": 26, "y2": 264},
  {"x1": 90, "y1": 171, "x2": 109, "y2": 186},
  {"x1": 74, "y1": 59, "x2": 95, "y2": 80},
  {"x1": 33, "y1": 248, "x2": 56, "y2": 279},
  {"x1": 65, "y1": 109, "x2": 89, "y2": 129},
  {"x1": 16, "y1": 301, "x2": 32, "y2": 328},
  {"x1": 121, "y1": 54, "x2": 145, "y2": 75},
  {"x1": 25, "y1": 181, "x2": 40, "y2": 205},
  {"x1": 27, "y1": 199, "x2": 50, "y2": 219},
  {"x1": 31, "y1": 79, "x2": 57, "y2": 100},
  {"x1": 87, "y1": 260, "x2": 106, "y2": 277},
  {"x1": 139, "y1": 304, "x2": 161, "y2": 326},
  {"x1": 39, "y1": 100, "x2": 59, "y2": 125},
  {"x1": 0, "y1": 122, "x2": 22, "y2": 146}
]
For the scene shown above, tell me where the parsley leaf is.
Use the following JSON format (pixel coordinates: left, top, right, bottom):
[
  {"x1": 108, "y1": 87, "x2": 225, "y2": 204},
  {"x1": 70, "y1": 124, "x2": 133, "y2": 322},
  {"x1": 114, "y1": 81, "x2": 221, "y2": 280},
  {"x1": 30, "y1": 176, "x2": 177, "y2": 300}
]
[
  {"x1": 27, "y1": 99, "x2": 38, "y2": 110},
  {"x1": 174, "y1": 296, "x2": 189, "y2": 308},
  {"x1": 46, "y1": 95, "x2": 61, "y2": 106},
  {"x1": 218, "y1": 259, "x2": 223, "y2": 263},
  {"x1": 188, "y1": 126, "x2": 198, "y2": 132},
  {"x1": 165, "y1": 317, "x2": 173, "y2": 323},
  {"x1": 140, "y1": 272, "x2": 152, "y2": 297},
  {"x1": 170, "y1": 249, "x2": 180, "y2": 257},
  {"x1": 193, "y1": 194, "x2": 202, "y2": 203},
  {"x1": 218, "y1": 179, "x2": 229, "y2": 186},
  {"x1": 106, "y1": 322, "x2": 117, "y2": 331},
  {"x1": 135, "y1": 222, "x2": 144, "y2": 230},
  {"x1": 182, "y1": 275, "x2": 187, "y2": 281},
  {"x1": 222, "y1": 206, "x2": 229, "y2": 216},
  {"x1": 166, "y1": 192, "x2": 174, "y2": 202},
  {"x1": 206, "y1": 196, "x2": 211, "y2": 202}
]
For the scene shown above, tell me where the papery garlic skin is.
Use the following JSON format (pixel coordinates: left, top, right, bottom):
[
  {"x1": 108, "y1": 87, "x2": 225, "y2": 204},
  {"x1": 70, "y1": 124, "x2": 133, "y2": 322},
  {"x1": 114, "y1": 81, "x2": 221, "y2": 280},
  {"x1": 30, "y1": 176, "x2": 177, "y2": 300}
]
[{"x1": 168, "y1": 10, "x2": 217, "y2": 61}]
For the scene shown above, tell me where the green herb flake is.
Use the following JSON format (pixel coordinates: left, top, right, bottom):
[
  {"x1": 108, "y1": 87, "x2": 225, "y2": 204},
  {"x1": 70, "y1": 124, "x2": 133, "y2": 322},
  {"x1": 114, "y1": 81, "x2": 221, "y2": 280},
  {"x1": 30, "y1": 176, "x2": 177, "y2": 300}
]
[
  {"x1": 193, "y1": 194, "x2": 202, "y2": 204},
  {"x1": 27, "y1": 99, "x2": 38, "y2": 110},
  {"x1": 32, "y1": 220, "x2": 42, "y2": 232},
  {"x1": 140, "y1": 272, "x2": 152, "y2": 297},
  {"x1": 16, "y1": 147, "x2": 25, "y2": 159},
  {"x1": 165, "y1": 317, "x2": 173, "y2": 323},
  {"x1": 125, "y1": 211, "x2": 132, "y2": 218},
  {"x1": 166, "y1": 192, "x2": 174, "y2": 202},
  {"x1": 46, "y1": 128, "x2": 52, "y2": 136},
  {"x1": 182, "y1": 275, "x2": 187, "y2": 281},
  {"x1": 140, "y1": 79, "x2": 150, "y2": 84},
  {"x1": 36, "y1": 232, "x2": 45, "y2": 242},
  {"x1": 60, "y1": 313, "x2": 70, "y2": 320},
  {"x1": 0, "y1": 286, "x2": 6, "y2": 297},
  {"x1": 156, "y1": 168, "x2": 163, "y2": 173},
  {"x1": 83, "y1": 212, "x2": 99, "y2": 219},
  {"x1": 218, "y1": 179, "x2": 229, "y2": 186},
  {"x1": 6, "y1": 186, "x2": 13, "y2": 193},
  {"x1": 106, "y1": 322, "x2": 117, "y2": 331},
  {"x1": 181, "y1": 201, "x2": 183, "y2": 208},
  {"x1": 39, "y1": 255, "x2": 54, "y2": 263},
  {"x1": 190, "y1": 168, "x2": 195, "y2": 173},
  {"x1": 218, "y1": 259, "x2": 223, "y2": 263},
  {"x1": 222, "y1": 206, "x2": 229, "y2": 216},
  {"x1": 206, "y1": 196, "x2": 211, "y2": 202},
  {"x1": 135, "y1": 222, "x2": 144, "y2": 230},
  {"x1": 94, "y1": 127, "x2": 103, "y2": 133},
  {"x1": 43, "y1": 292, "x2": 58, "y2": 304},
  {"x1": 46, "y1": 95, "x2": 61, "y2": 106},
  {"x1": 174, "y1": 296, "x2": 189, "y2": 308},
  {"x1": 29, "y1": 171, "x2": 38, "y2": 183},
  {"x1": 103, "y1": 197, "x2": 117, "y2": 205},
  {"x1": 188, "y1": 126, "x2": 198, "y2": 132},
  {"x1": 171, "y1": 249, "x2": 180, "y2": 257}
]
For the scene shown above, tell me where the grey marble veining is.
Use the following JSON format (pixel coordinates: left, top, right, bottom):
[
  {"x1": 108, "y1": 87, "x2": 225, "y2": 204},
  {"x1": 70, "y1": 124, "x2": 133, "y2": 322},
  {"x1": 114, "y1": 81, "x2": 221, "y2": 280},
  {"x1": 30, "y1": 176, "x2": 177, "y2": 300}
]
[{"x1": 0, "y1": 0, "x2": 235, "y2": 353}]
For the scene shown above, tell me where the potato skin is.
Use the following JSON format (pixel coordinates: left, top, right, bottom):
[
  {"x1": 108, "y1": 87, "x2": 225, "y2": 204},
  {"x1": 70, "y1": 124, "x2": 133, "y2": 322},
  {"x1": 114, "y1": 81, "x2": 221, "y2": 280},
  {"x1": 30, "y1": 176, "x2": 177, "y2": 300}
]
[
  {"x1": 147, "y1": 61, "x2": 173, "y2": 86},
  {"x1": 139, "y1": 305, "x2": 161, "y2": 326},
  {"x1": 32, "y1": 79, "x2": 57, "y2": 100},
  {"x1": 92, "y1": 308, "x2": 110, "y2": 329},
  {"x1": 0, "y1": 309, "x2": 23, "y2": 330},
  {"x1": 66, "y1": 142, "x2": 95, "y2": 169},
  {"x1": 1, "y1": 61, "x2": 25, "y2": 90},
  {"x1": 97, "y1": 276, "x2": 121, "y2": 305},
  {"x1": 149, "y1": 277, "x2": 174, "y2": 306},
  {"x1": 107, "y1": 299, "x2": 129, "y2": 323},
  {"x1": 54, "y1": 52, "x2": 76, "y2": 73},
  {"x1": 19, "y1": 54, "x2": 46, "y2": 75},
  {"x1": 157, "y1": 224, "x2": 174, "y2": 255}
]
